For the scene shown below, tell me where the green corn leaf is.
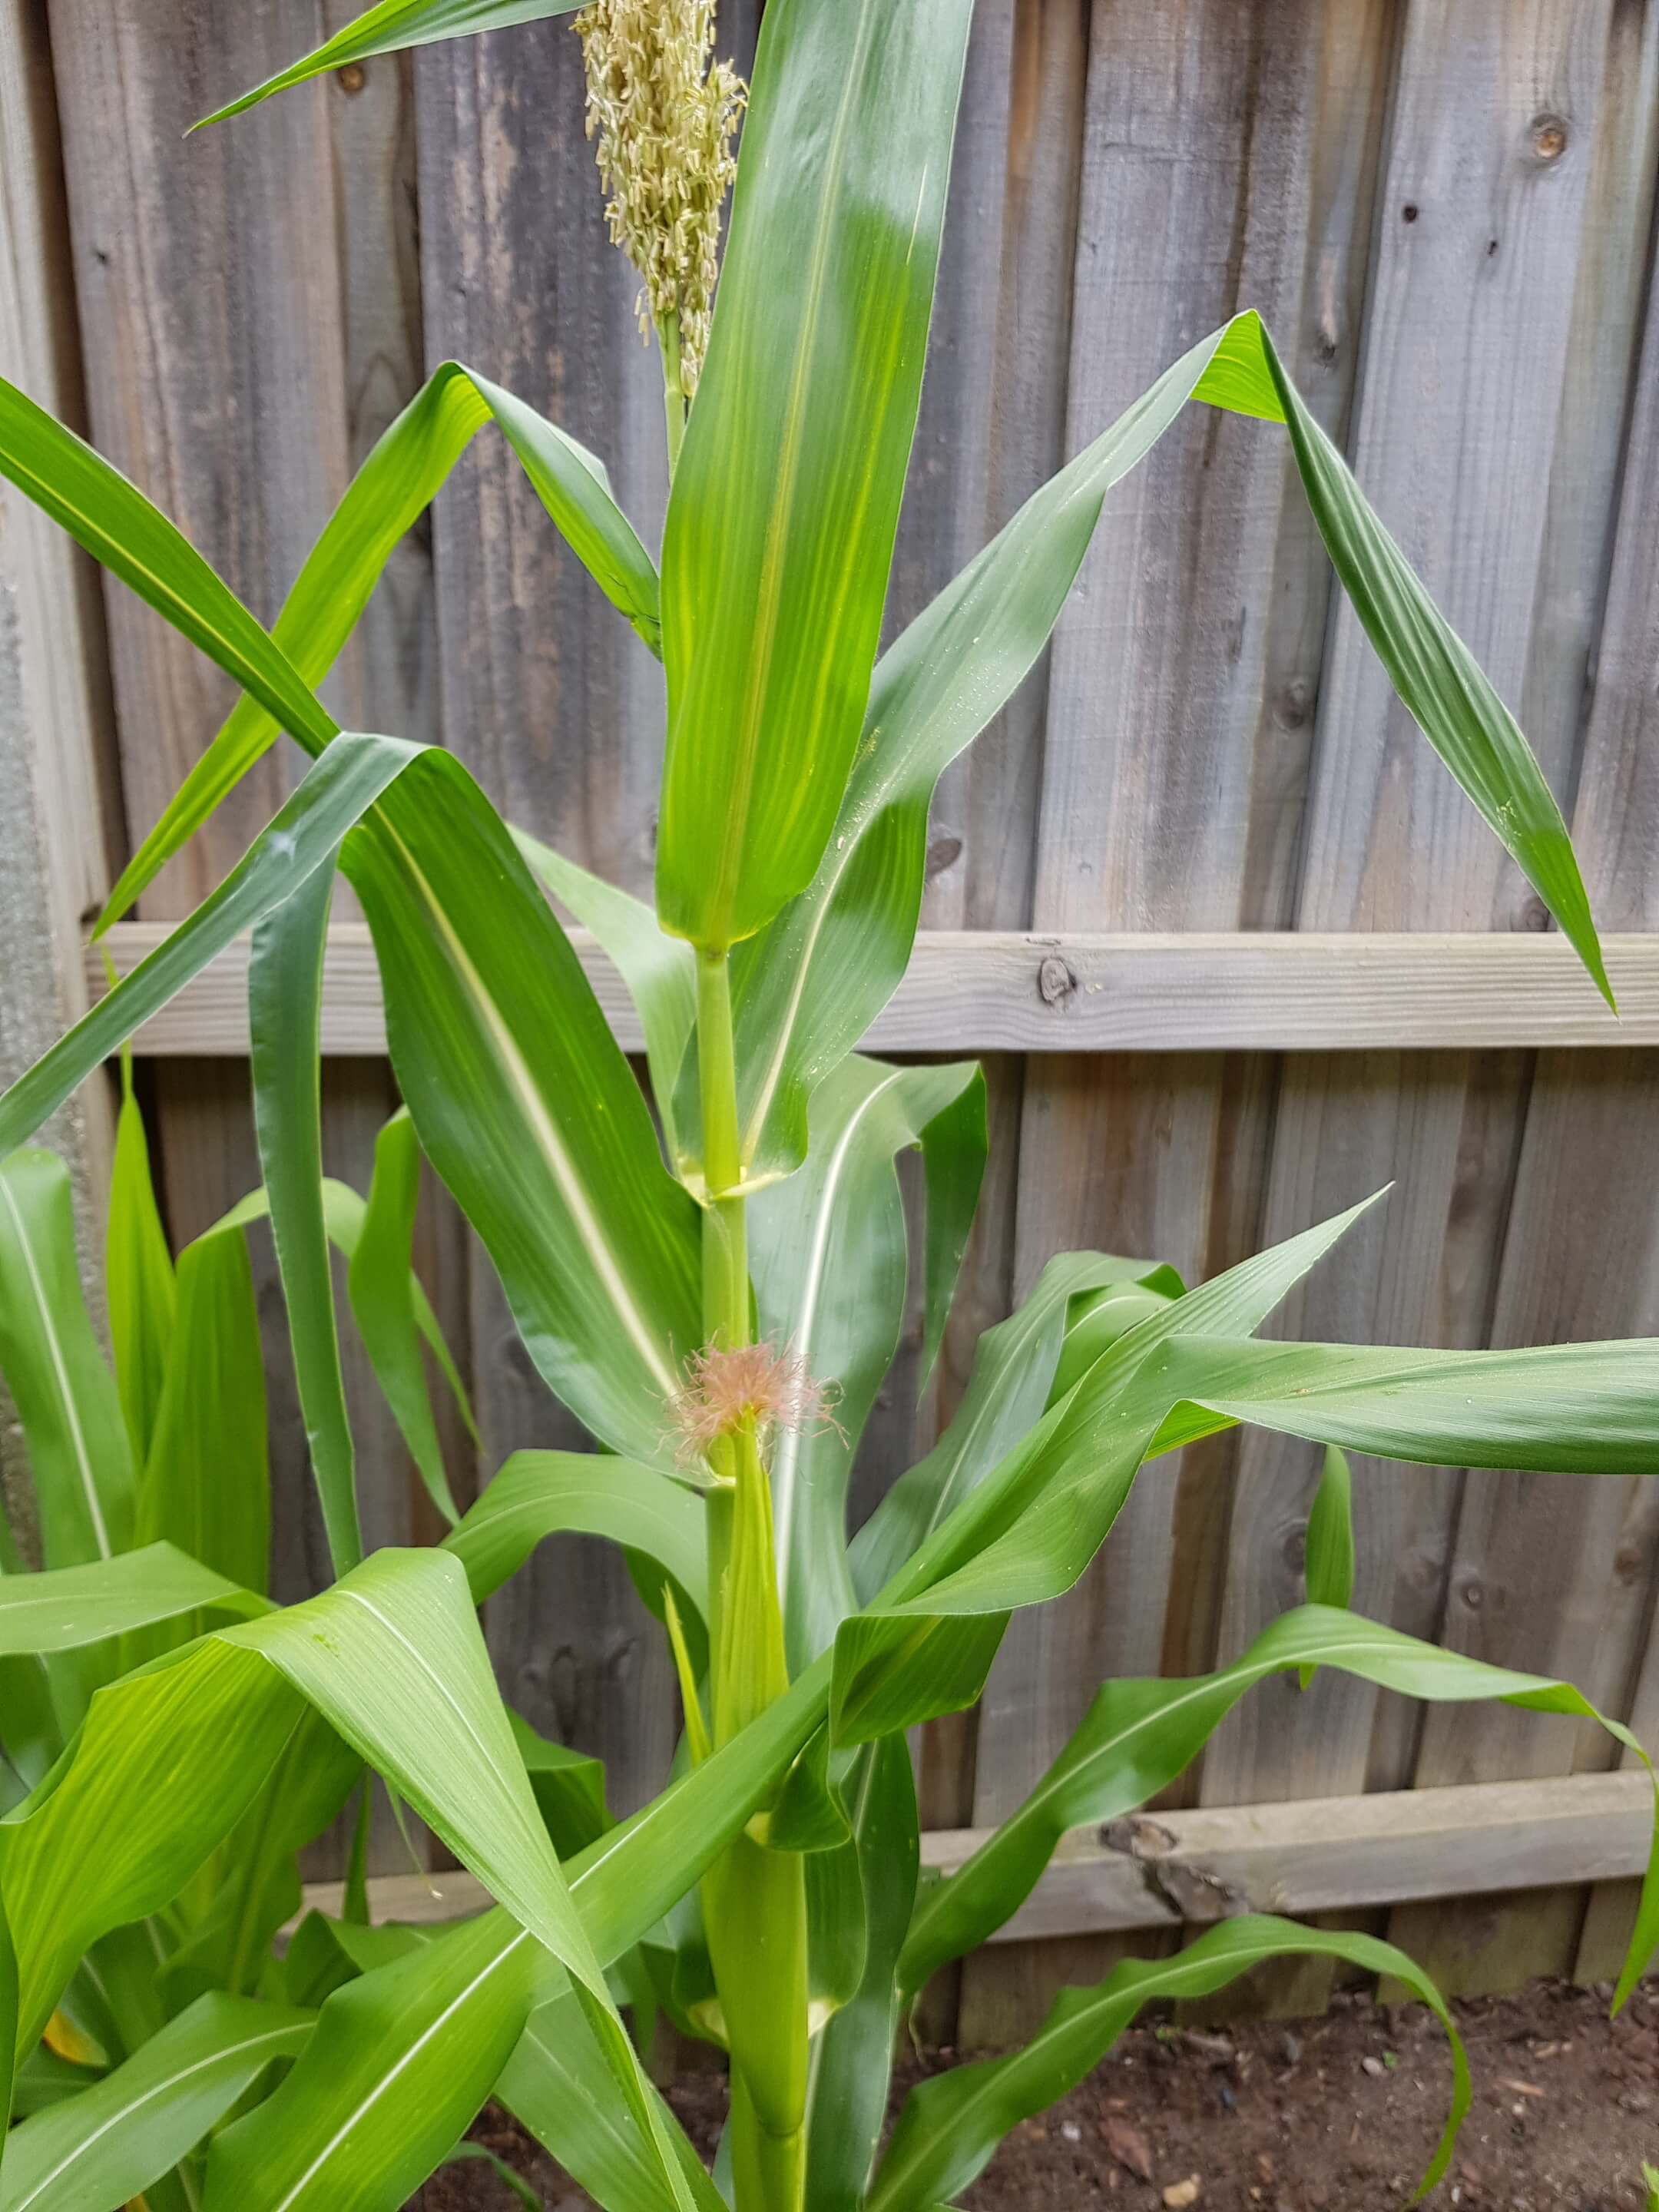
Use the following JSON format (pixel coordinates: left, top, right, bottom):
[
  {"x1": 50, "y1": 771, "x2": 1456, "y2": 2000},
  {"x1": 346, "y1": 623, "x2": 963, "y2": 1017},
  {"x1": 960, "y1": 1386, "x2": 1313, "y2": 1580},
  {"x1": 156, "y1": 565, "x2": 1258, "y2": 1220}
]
[
  {"x1": 203, "y1": 1909, "x2": 540, "y2": 2212},
  {"x1": 0, "y1": 1993, "x2": 311, "y2": 2212},
  {"x1": 443, "y1": 1449, "x2": 707, "y2": 1623},
  {"x1": 102, "y1": 364, "x2": 659, "y2": 932},
  {"x1": 802, "y1": 1736, "x2": 919, "y2": 2212},
  {"x1": 250, "y1": 862, "x2": 360, "y2": 1575},
  {"x1": 104, "y1": 1070, "x2": 175, "y2": 1467},
  {"x1": 866, "y1": 1919, "x2": 1470, "y2": 2212},
  {"x1": 343, "y1": 753, "x2": 702, "y2": 1465},
  {"x1": 898, "y1": 1602, "x2": 1656, "y2": 2005},
  {"x1": 348, "y1": 1108, "x2": 463, "y2": 1528},
  {"x1": 848, "y1": 1253, "x2": 1183, "y2": 1604},
  {"x1": 918, "y1": 1069, "x2": 986, "y2": 1390},
  {"x1": 1195, "y1": 313, "x2": 1609, "y2": 1008},
  {"x1": 498, "y1": 1983, "x2": 728, "y2": 2212},
  {"x1": 0, "y1": 1895, "x2": 15, "y2": 2143},
  {"x1": 0, "y1": 1545, "x2": 263, "y2": 1656},
  {"x1": 656, "y1": 0, "x2": 975, "y2": 950},
  {"x1": 194, "y1": 0, "x2": 586, "y2": 128},
  {"x1": 0, "y1": 1151, "x2": 133, "y2": 1568},
  {"x1": 132, "y1": 1216, "x2": 270, "y2": 1611},
  {"x1": 516, "y1": 832, "x2": 697, "y2": 1174},
  {"x1": 750, "y1": 1057, "x2": 985, "y2": 1671},
  {"x1": 0, "y1": 733, "x2": 418, "y2": 1162},
  {"x1": 1300, "y1": 1444, "x2": 1355, "y2": 1688},
  {"x1": 0, "y1": 376, "x2": 334, "y2": 760}
]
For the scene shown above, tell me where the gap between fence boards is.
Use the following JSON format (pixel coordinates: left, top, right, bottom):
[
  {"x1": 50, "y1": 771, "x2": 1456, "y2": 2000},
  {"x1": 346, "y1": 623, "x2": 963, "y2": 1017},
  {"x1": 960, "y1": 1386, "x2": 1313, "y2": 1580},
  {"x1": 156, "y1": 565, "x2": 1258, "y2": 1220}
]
[
  {"x1": 91, "y1": 925, "x2": 1659, "y2": 1055},
  {"x1": 294, "y1": 1768, "x2": 1651, "y2": 1942}
]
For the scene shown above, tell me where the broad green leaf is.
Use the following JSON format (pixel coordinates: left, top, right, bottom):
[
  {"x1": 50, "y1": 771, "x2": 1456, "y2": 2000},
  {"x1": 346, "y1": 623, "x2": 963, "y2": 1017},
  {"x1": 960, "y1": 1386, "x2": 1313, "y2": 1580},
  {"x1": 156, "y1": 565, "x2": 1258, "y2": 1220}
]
[
  {"x1": 750, "y1": 1057, "x2": 985, "y2": 1669},
  {"x1": 898, "y1": 1603, "x2": 1657, "y2": 2005},
  {"x1": 866, "y1": 1919, "x2": 1469, "y2": 2212},
  {"x1": 104, "y1": 1071, "x2": 175, "y2": 1465},
  {"x1": 132, "y1": 1217, "x2": 270, "y2": 1634},
  {"x1": 802, "y1": 1736, "x2": 919, "y2": 2212},
  {"x1": 0, "y1": 376, "x2": 334, "y2": 760},
  {"x1": 0, "y1": 1895, "x2": 15, "y2": 2142},
  {"x1": 203, "y1": 1909, "x2": 538, "y2": 2212},
  {"x1": 195, "y1": 0, "x2": 585, "y2": 128},
  {"x1": 656, "y1": 0, "x2": 976, "y2": 949},
  {"x1": 498, "y1": 1985, "x2": 727, "y2": 2212},
  {"x1": 516, "y1": 832, "x2": 697, "y2": 1174},
  {"x1": 0, "y1": 1993, "x2": 311, "y2": 2212},
  {"x1": 0, "y1": 1545, "x2": 262, "y2": 1656},
  {"x1": 1300, "y1": 1444, "x2": 1354, "y2": 1687},
  {"x1": 444, "y1": 1449, "x2": 707, "y2": 1622},
  {"x1": 104, "y1": 365, "x2": 660, "y2": 931},
  {"x1": 918, "y1": 1068, "x2": 986, "y2": 1389},
  {"x1": 0, "y1": 1151, "x2": 132, "y2": 1566},
  {"x1": 343, "y1": 754, "x2": 702, "y2": 1464},
  {"x1": 250, "y1": 862, "x2": 360, "y2": 1574},
  {"x1": 1194, "y1": 313, "x2": 1609, "y2": 1007},
  {"x1": 0, "y1": 733, "x2": 419, "y2": 1162},
  {"x1": 848, "y1": 1253, "x2": 1182, "y2": 1604},
  {"x1": 509, "y1": 1710, "x2": 610, "y2": 1861},
  {"x1": 348, "y1": 1108, "x2": 463, "y2": 1528}
]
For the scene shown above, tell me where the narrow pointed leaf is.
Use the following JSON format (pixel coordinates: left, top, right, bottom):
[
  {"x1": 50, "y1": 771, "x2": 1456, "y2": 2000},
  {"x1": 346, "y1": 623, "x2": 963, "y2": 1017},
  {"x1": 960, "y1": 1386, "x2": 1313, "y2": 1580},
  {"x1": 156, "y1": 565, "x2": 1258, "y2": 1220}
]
[
  {"x1": 444, "y1": 1450, "x2": 707, "y2": 1621},
  {"x1": 104, "y1": 365, "x2": 659, "y2": 929},
  {"x1": 898, "y1": 1603, "x2": 1657, "y2": 2003},
  {"x1": 0, "y1": 1151, "x2": 132, "y2": 1566},
  {"x1": 348, "y1": 1109, "x2": 462, "y2": 1527},
  {"x1": 105, "y1": 1072, "x2": 175, "y2": 1466},
  {"x1": 1300, "y1": 1444, "x2": 1354, "y2": 1687},
  {"x1": 750, "y1": 1057, "x2": 984, "y2": 1668},
  {"x1": 867, "y1": 1919, "x2": 1469, "y2": 2212},
  {"x1": 0, "y1": 733, "x2": 419, "y2": 1161},
  {"x1": 343, "y1": 753, "x2": 702, "y2": 1463},
  {"x1": 250, "y1": 862, "x2": 359, "y2": 1572},
  {"x1": 0, "y1": 1994, "x2": 311, "y2": 2212},
  {"x1": 657, "y1": 0, "x2": 975, "y2": 948},
  {"x1": 195, "y1": 1, "x2": 586, "y2": 128}
]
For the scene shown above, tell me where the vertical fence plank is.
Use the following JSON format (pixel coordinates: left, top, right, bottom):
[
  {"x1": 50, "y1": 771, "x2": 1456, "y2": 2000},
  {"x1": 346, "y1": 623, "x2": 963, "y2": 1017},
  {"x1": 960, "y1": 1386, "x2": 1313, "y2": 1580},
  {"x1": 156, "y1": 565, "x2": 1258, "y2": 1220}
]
[
  {"x1": 1388, "y1": 9, "x2": 1659, "y2": 1986},
  {"x1": 961, "y1": 0, "x2": 1397, "y2": 2045},
  {"x1": 1199, "y1": 0, "x2": 1621, "y2": 2013},
  {"x1": 0, "y1": 0, "x2": 121, "y2": 1548}
]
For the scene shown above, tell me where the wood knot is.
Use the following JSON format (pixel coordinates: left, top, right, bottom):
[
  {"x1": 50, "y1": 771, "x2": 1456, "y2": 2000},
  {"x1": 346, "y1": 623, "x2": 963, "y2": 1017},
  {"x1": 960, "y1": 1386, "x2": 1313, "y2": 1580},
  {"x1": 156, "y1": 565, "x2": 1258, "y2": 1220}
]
[
  {"x1": 1038, "y1": 954, "x2": 1077, "y2": 1007},
  {"x1": 926, "y1": 830, "x2": 963, "y2": 881},
  {"x1": 1528, "y1": 114, "x2": 1568, "y2": 164},
  {"x1": 336, "y1": 62, "x2": 367, "y2": 94}
]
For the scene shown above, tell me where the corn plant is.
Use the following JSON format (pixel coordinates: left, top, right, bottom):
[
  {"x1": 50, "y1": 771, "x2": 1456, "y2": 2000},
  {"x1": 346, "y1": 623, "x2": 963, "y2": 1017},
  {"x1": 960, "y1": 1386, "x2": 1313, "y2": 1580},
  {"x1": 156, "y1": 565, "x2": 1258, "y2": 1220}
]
[{"x1": 0, "y1": 0, "x2": 1655, "y2": 2207}]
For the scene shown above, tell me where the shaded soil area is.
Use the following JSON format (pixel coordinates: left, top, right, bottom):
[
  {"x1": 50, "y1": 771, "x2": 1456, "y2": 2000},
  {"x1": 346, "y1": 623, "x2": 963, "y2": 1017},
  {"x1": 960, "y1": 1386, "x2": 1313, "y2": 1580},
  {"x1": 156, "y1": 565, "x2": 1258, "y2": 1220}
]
[{"x1": 412, "y1": 1976, "x2": 1659, "y2": 2210}]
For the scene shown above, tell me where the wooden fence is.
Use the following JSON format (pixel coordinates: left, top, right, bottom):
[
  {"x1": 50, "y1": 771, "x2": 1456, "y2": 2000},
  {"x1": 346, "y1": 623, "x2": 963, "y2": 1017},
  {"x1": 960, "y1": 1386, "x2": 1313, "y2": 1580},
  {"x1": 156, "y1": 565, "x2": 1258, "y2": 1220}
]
[{"x1": 3, "y1": 0, "x2": 1659, "y2": 2040}]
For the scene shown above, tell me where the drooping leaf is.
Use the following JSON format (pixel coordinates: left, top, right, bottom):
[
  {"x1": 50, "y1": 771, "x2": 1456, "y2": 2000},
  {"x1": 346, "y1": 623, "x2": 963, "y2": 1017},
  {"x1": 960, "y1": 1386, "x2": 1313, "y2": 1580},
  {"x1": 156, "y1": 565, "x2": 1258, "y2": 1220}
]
[
  {"x1": 348, "y1": 1108, "x2": 463, "y2": 1528},
  {"x1": 194, "y1": 0, "x2": 587, "y2": 128},
  {"x1": 343, "y1": 753, "x2": 702, "y2": 1464},
  {"x1": 102, "y1": 364, "x2": 660, "y2": 929},
  {"x1": 444, "y1": 1449, "x2": 707, "y2": 1622},
  {"x1": 104, "y1": 1069, "x2": 175, "y2": 1467},
  {"x1": 866, "y1": 1919, "x2": 1470, "y2": 2212},
  {"x1": 0, "y1": 1151, "x2": 132, "y2": 1567},
  {"x1": 0, "y1": 1546, "x2": 263, "y2": 1657},
  {"x1": 0, "y1": 1994, "x2": 311, "y2": 2212},
  {"x1": 750, "y1": 1057, "x2": 985, "y2": 1669},
  {"x1": 516, "y1": 832, "x2": 697, "y2": 1174},
  {"x1": 656, "y1": 0, "x2": 976, "y2": 949},
  {"x1": 250, "y1": 861, "x2": 360, "y2": 1575},
  {"x1": 897, "y1": 1603, "x2": 1656, "y2": 2005},
  {"x1": 0, "y1": 733, "x2": 419, "y2": 1162}
]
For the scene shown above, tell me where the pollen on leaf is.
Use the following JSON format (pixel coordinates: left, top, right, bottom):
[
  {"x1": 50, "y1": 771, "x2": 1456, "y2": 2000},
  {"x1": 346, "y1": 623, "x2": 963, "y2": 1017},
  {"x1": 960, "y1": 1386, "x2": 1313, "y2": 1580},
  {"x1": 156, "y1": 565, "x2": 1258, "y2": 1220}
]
[{"x1": 667, "y1": 1339, "x2": 834, "y2": 1462}]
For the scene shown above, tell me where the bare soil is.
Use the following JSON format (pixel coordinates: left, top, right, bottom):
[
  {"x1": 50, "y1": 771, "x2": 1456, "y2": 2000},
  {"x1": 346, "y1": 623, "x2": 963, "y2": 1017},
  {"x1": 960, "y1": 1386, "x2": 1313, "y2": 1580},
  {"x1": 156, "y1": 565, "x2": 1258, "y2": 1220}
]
[{"x1": 411, "y1": 1976, "x2": 1659, "y2": 2211}]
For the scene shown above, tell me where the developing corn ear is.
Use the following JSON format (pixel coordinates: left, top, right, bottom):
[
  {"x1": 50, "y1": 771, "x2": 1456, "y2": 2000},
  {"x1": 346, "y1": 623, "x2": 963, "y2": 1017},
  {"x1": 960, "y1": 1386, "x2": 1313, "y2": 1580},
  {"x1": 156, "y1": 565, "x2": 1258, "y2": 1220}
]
[{"x1": 0, "y1": 2, "x2": 1654, "y2": 2210}]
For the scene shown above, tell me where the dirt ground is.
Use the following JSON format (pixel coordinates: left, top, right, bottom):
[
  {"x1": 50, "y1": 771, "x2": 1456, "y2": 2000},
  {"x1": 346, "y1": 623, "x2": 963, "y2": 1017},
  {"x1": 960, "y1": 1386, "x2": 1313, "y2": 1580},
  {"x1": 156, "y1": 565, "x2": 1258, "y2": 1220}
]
[{"x1": 411, "y1": 1975, "x2": 1659, "y2": 2210}]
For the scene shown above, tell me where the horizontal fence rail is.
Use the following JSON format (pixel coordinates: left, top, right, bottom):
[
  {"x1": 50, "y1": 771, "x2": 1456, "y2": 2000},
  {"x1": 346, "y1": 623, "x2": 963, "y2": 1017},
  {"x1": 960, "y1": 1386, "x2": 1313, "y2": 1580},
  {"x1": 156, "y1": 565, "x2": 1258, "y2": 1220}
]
[{"x1": 91, "y1": 924, "x2": 1659, "y2": 1055}]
